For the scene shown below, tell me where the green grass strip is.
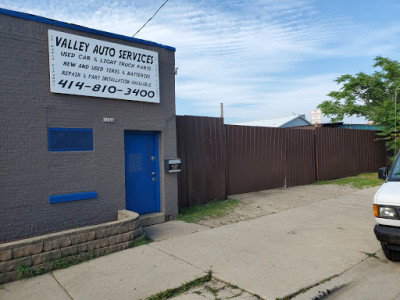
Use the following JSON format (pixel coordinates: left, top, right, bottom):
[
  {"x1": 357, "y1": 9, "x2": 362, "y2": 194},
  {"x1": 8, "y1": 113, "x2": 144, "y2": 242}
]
[
  {"x1": 146, "y1": 270, "x2": 213, "y2": 300},
  {"x1": 178, "y1": 198, "x2": 239, "y2": 223},
  {"x1": 314, "y1": 172, "x2": 383, "y2": 189}
]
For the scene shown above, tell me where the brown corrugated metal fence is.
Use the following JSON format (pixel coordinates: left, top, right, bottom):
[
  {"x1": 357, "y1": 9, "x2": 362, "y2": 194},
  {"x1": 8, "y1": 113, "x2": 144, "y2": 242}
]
[
  {"x1": 176, "y1": 116, "x2": 227, "y2": 207},
  {"x1": 285, "y1": 128, "x2": 317, "y2": 187},
  {"x1": 227, "y1": 125, "x2": 286, "y2": 195},
  {"x1": 316, "y1": 127, "x2": 386, "y2": 180},
  {"x1": 176, "y1": 116, "x2": 386, "y2": 207}
]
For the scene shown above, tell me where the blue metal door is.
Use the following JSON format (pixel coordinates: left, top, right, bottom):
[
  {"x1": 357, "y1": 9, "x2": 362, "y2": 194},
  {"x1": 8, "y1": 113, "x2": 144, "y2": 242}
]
[{"x1": 124, "y1": 131, "x2": 160, "y2": 214}]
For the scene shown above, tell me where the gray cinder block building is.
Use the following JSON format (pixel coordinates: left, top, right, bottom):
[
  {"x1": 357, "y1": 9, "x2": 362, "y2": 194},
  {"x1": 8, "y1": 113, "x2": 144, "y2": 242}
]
[{"x1": 0, "y1": 8, "x2": 178, "y2": 242}]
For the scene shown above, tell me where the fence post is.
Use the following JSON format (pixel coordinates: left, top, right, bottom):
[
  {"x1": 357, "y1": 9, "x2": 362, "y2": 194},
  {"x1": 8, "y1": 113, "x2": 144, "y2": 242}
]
[{"x1": 315, "y1": 129, "x2": 319, "y2": 182}]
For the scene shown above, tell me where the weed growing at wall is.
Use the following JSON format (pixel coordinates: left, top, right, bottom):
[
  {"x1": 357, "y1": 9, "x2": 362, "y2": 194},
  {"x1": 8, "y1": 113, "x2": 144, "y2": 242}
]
[
  {"x1": 16, "y1": 265, "x2": 44, "y2": 280},
  {"x1": 50, "y1": 254, "x2": 93, "y2": 270},
  {"x1": 17, "y1": 252, "x2": 101, "y2": 280},
  {"x1": 132, "y1": 236, "x2": 151, "y2": 248},
  {"x1": 13, "y1": 235, "x2": 147, "y2": 281}
]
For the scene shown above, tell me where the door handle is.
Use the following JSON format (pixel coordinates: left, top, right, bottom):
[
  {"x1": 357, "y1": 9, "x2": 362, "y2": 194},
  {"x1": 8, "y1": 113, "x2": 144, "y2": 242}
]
[{"x1": 152, "y1": 172, "x2": 156, "y2": 175}]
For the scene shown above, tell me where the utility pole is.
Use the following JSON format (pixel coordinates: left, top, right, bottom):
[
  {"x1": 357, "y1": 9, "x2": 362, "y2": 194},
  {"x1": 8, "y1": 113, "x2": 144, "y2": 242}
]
[{"x1": 220, "y1": 103, "x2": 224, "y2": 119}]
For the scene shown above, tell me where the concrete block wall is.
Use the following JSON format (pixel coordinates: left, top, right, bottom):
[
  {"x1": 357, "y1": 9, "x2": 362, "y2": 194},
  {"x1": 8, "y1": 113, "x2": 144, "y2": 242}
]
[
  {"x1": 0, "y1": 210, "x2": 143, "y2": 284},
  {"x1": 0, "y1": 10, "x2": 178, "y2": 242}
]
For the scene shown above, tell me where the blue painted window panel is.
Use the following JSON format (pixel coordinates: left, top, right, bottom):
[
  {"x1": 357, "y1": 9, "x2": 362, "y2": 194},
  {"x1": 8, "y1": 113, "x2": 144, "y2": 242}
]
[
  {"x1": 49, "y1": 128, "x2": 93, "y2": 151},
  {"x1": 49, "y1": 191, "x2": 97, "y2": 204}
]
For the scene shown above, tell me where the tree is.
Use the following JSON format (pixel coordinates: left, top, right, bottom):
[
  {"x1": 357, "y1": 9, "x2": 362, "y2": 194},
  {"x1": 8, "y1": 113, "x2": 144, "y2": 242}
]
[{"x1": 318, "y1": 56, "x2": 400, "y2": 159}]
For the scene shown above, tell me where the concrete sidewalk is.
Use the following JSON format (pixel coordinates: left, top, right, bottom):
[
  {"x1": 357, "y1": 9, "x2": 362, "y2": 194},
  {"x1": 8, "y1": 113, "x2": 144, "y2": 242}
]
[
  {"x1": 0, "y1": 243, "x2": 207, "y2": 300},
  {"x1": 151, "y1": 188, "x2": 383, "y2": 299},
  {"x1": 295, "y1": 249, "x2": 400, "y2": 300},
  {"x1": 0, "y1": 221, "x2": 208, "y2": 300},
  {"x1": 1, "y1": 186, "x2": 399, "y2": 300}
]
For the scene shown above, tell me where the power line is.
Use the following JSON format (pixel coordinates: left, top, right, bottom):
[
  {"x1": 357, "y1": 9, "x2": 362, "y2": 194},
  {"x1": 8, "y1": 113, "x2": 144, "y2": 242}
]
[{"x1": 133, "y1": 0, "x2": 169, "y2": 37}]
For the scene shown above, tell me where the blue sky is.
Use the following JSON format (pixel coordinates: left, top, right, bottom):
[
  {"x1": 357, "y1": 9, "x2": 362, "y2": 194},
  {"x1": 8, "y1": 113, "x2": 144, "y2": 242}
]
[{"x1": 2, "y1": 0, "x2": 400, "y2": 123}]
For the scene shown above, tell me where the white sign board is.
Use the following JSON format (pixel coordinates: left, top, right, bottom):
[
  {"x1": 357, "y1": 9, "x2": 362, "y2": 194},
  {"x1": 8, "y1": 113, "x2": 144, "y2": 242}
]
[{"x1": 48, "y1": 30, "x2": 160, "y2": 103}]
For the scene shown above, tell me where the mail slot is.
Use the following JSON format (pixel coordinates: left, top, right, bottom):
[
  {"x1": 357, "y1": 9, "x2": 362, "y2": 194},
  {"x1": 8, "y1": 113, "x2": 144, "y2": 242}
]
[{"x1": 165, "y1": 159, "x2": 181, "y2": 173}]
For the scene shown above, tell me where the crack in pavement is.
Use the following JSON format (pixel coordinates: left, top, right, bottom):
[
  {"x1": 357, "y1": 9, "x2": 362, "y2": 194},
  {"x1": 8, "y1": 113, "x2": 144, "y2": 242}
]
[{"x1": 51, "y1": 273, "x2": 74, "y2": 300}]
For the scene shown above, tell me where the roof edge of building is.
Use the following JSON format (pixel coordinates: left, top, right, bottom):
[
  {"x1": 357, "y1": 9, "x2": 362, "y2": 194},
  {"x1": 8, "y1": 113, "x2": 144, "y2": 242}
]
[
  {"x1": 0, "y1": 7, "x2": 176, "y2": 52},
  {"x1": 234, "y1": 113, "x2": 311, "y2": 127}
]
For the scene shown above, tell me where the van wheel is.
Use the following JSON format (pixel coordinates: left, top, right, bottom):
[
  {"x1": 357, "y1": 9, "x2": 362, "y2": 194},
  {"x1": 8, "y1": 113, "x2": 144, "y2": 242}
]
[{"x1": 381, "y1": 242, "x2": 400, "y2": 262}]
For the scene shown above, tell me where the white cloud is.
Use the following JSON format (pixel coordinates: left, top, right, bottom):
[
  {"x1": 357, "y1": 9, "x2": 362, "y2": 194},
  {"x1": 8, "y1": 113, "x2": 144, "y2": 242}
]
[
  {"x1": 2, "y1": 0, "x2": 399, "y2": 124},
  {"x1": 220, "y1": 73, "x2": 340, "y2": 122}
]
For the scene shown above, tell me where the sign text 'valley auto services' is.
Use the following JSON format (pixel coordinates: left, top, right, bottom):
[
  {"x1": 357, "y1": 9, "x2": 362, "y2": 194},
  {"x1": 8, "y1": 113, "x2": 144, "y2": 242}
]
[{"x1": 48, "y1": 30, "x2": 160, "y2": 103}]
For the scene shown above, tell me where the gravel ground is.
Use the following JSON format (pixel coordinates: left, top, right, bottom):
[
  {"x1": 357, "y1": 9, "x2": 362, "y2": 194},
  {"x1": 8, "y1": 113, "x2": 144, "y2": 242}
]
[{"x1": 197, "y1": 184, "x2": 359, "y2": 228}]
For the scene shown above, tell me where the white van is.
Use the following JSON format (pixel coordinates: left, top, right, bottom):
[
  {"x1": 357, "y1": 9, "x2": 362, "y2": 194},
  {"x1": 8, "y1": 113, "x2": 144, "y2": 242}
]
[{"x1": 373, "y1": 154, "x2": 400, "y2": 262}]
